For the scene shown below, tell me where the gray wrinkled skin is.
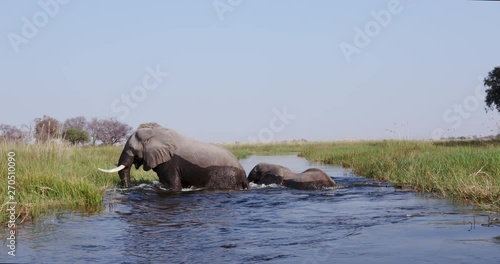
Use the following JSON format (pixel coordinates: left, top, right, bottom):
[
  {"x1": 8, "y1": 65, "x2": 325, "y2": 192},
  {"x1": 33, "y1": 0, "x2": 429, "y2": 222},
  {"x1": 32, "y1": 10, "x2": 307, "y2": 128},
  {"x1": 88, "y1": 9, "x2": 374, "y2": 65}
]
[
  {"x1": 116, "y1": 124, "x2": 249, "y2": 191},
  {"x1": 247, "y1": 162, "x2": 335, "y2": 190}
]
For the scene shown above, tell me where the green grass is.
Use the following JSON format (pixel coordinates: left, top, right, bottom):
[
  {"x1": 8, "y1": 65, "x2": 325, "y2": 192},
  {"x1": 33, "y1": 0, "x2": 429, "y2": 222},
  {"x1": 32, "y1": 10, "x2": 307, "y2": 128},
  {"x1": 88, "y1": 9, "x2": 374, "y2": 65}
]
[
  {"x1": 230, "y1": 140, "x2": 500, "y2": 209},
  {"x1": 0, "y1": 142, "x2": 156, "y2": 224},
  {"x1": 224, "y1": 141, "x2": 309, "y2": 159},
  {"x1": 1, "y1": 139, "x2": 499, "y2": 225}
]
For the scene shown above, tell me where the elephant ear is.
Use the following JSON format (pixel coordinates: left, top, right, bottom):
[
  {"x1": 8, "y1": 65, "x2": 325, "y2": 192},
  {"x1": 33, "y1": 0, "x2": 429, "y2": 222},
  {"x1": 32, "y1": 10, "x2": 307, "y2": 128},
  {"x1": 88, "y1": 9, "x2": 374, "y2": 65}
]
[{"x1": 135, "y1": 128, "x2": 177, "y2": 171}]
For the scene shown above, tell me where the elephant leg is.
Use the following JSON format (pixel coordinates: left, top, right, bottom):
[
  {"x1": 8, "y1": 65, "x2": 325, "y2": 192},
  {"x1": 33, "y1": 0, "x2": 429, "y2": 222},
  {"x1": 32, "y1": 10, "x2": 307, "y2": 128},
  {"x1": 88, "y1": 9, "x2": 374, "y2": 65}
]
[
  {"x1": 205, "y1": 167, "x2": 247, "y2": 190},
  {"x1": 153, "y1": 164, "x2": 182, "y2": 191}
]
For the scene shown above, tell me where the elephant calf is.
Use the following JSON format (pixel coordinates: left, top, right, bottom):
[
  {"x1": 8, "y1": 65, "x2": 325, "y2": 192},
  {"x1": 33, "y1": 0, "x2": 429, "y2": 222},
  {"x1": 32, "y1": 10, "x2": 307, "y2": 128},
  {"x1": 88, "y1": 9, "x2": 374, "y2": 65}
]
[{"x1": 248, "y1": 162, "x2": 335, "y2": 190}]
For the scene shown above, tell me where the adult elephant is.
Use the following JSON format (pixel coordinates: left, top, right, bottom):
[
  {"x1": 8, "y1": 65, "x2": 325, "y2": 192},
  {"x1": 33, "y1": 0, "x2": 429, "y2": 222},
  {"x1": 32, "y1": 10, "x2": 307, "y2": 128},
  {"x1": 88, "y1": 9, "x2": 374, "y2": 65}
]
[
  {"x1": 248, "y1": 162, "x2": 335, "y2": 190},
  {"x1": 99, "y1": 123, "x2": 249, "y2": 191}
]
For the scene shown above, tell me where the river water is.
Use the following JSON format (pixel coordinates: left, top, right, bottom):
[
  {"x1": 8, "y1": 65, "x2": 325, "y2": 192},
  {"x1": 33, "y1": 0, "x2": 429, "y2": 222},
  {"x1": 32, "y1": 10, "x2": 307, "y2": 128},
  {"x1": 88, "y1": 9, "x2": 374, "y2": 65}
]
[{"x1": 2, "y1": 155, "x2": 500, "y2": 263}]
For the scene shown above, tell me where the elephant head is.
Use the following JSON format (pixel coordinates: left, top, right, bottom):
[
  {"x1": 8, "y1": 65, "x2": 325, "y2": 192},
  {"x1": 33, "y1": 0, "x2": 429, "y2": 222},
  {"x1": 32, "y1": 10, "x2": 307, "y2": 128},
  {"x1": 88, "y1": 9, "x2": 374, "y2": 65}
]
[
  {"x1": 247, "y1": 162, "x2": 285, "y2": 185},
  {"x1": 99, "y1": 124, "x2": 177, "y2": 187}
]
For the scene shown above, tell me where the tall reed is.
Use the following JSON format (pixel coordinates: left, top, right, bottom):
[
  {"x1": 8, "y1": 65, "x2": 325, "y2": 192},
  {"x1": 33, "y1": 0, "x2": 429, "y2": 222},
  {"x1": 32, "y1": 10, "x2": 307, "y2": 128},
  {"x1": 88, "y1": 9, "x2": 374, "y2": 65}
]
[{"x1": 0, "y1": 142, "x2": 156, "y2": 224}]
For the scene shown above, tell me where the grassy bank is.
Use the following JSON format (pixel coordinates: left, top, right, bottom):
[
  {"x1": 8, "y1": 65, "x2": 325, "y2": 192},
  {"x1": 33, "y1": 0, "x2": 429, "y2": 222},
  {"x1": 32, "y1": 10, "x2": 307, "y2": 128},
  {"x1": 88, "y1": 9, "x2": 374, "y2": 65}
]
[
  {"x1": 0, "y1": 143, "x2": 156, "y2": 224},
  {"x1": 230, "y1": 140, "x2": 500, "y2": 209},
  {"x1": 225, "y1": 141, "x2": 309, "y2": 159},
  {"x1": 1, "y1": 139, "x2": 499, "y2": 225}
]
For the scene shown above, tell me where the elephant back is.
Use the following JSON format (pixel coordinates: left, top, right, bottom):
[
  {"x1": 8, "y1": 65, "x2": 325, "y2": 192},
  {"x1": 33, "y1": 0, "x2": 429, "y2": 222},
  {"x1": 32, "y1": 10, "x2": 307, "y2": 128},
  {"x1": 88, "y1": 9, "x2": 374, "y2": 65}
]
[{"x1": 172, "y1": 131, "x2": 244, "y2": 170}]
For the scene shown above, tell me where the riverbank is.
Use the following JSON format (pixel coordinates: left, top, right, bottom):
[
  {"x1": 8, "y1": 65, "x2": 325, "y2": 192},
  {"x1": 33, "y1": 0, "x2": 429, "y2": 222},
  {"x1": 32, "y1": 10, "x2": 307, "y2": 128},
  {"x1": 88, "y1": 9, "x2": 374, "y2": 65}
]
[
  {"x1": 227, "y1": 140, "x2": 500, "y2": 209},
  {"x1": 1, "y1": 139, "x2": 499, "y2": 225},
  {"x1": 0, "y1": 143, "x2": 156, "y2": 224}
]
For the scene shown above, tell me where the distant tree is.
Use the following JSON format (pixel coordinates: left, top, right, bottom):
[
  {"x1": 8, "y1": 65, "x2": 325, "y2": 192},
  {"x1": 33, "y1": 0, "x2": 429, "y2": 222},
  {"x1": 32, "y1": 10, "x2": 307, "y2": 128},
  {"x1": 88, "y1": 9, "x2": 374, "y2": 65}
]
[
  {"x1": 20, "y1": 124, "x2": 34, "y2": 142},
  {"x1": 93, "y1": 118, "x2": 132, "y2": 145},
  {"x1": 63, "y1": 116, "x2": 88, "y2": 131},
  {"x1": 0, "y1": 124, "x2": 26, "y2": 142},
  {"x1": 87, "y1": 118, "x2": 100, "y2": 146},
  {"x1": 34, "y1": 116, "x2": 61, "y2": 142},
  {"x1": 62, "y1": 128, "x2": 90, "y2": 145},
  {"x1": 484, "y1": 66, "x2": 500, "y2": 112}
]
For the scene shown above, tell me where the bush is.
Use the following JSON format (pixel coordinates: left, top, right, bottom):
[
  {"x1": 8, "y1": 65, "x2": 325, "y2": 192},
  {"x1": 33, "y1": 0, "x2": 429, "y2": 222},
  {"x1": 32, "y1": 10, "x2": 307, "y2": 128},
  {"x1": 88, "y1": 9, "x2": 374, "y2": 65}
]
[{"x1": 63, "y1": 128, "x2": 90, "y2": 145}]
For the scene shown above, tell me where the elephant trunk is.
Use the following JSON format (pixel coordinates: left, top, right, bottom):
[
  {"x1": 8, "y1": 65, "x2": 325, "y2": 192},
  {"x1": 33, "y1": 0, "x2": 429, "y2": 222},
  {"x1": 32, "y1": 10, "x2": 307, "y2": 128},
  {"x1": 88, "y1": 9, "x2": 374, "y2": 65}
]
[
  {"x1": 117, "y1": 150, "x2": 135, "y2": 187},
  {"x1": 247, "y1": 169, "x2": 259, "y2": 183},
  {"x1": 98, "y1": 149, "x2": 135, "y2": 187}
]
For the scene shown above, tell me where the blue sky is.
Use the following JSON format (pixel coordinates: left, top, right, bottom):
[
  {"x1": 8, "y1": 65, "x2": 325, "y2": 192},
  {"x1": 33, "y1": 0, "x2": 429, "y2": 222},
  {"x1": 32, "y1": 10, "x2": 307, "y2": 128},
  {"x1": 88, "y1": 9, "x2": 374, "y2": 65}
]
[{"x1": 1, "y1": 0, "x2": 499, "y2": 142}]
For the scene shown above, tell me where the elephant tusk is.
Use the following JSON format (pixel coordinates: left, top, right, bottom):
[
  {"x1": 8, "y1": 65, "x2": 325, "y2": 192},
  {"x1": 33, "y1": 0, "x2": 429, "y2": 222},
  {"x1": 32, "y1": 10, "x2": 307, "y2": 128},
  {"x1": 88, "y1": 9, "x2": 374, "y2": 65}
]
[{"x1": 98, "y1": 165, "x2": 126, "y2": 173}]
